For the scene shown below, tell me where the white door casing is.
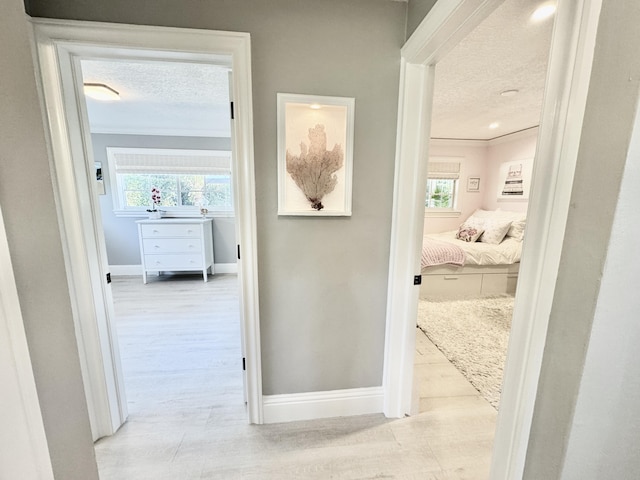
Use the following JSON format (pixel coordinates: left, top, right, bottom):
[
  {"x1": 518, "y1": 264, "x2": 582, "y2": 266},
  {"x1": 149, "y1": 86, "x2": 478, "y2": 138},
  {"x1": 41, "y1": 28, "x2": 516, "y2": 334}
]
[
  {"x1": 384, "y1": 1, "x2": 602, "y2": 480},
  {"x1": 31, "y1": 18, "x2": 264, "y2": 437}
]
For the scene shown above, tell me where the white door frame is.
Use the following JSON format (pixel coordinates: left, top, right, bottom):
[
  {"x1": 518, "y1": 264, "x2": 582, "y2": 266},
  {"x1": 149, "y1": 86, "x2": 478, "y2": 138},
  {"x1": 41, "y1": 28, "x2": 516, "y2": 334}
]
[
  {"x1": 383, "y1": 1, "x2": 602, "y2": 479},
  {"x1": 31, "y1": 18, "x2": 264, "y2": 435}
]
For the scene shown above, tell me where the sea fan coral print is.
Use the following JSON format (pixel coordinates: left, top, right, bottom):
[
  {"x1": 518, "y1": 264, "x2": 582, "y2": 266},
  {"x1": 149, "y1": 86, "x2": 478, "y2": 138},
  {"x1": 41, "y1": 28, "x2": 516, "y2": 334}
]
[{"x1": 286, "y1": 124, "x2": 344, "y2": 210}]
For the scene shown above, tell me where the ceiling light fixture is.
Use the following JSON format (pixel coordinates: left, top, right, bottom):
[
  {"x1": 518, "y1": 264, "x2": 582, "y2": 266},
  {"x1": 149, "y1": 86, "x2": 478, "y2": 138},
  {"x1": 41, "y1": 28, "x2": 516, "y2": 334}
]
[
  {"x1": 83, "y1": 83, "x2": 120, "y2": 101},
  {"x1": 500, "y1": 89, "x2": 519, "y2": 97},
  {"x1": 531, "y1": 2, "x2": 557, "y2": 22},
  {"x1": 309, "y1": 103, "x2": 322, "y2": 110},
  {"x1": 489, "y1": 122, "x2": 500, "y2": 129}
]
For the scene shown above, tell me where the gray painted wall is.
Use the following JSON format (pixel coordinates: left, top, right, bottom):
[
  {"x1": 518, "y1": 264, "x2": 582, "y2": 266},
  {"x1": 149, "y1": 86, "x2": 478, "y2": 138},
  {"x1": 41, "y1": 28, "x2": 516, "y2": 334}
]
[
  {"x1": 91, "y1": 134, "x2": 237, "y2": 265},
  {"x1": 1, "y1": 0, "x2": 98, "y2": 478},
  {"x1": 524, "y1": 2, "x2": 640, "y2": 478},
  {"x1": 27, "y1": 0, "x2": 406, "y2": 396},
  {"x1": 406, "y1": 0, "x2": 438, "y2": 39}
]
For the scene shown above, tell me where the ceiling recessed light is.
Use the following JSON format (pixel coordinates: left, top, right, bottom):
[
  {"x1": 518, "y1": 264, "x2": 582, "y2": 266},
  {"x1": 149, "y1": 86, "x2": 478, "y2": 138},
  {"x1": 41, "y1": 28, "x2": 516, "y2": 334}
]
[
  {"x1": 531, "y1": 3, "x2": 557, "y2": 22},
  {"x1": 83, "y1": 83, "x2": 120, "y2": 101},
  {"x1": 489, "y1": 122, "x2": 500, "y2": 129},
  {"x1": 500, "y1": 89, "x2": 519, "y2": 97},
  {"x1": 309, "y1": 103, "x2": 322, "y2": 110}
]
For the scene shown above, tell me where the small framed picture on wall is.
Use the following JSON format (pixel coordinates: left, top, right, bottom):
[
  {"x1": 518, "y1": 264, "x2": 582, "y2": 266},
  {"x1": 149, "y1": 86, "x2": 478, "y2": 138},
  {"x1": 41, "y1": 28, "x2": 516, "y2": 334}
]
[{"x1": 467, "y1": 176, "x2": 480, "y2": 192}]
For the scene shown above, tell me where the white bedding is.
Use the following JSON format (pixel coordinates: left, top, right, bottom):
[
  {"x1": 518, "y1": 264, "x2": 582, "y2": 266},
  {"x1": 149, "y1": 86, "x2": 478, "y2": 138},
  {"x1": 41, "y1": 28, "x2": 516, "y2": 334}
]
[{"x1": 424, "y1": 231, "x2": 522, "y2": 266}]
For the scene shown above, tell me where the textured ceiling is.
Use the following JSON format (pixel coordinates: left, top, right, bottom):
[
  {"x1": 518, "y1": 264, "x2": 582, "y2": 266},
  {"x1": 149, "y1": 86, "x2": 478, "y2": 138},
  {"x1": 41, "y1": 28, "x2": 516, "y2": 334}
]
[
  {"x1": 81, "y1": 59, "x2": 231, "y2": 137},
  {"x1": 431, "y1": 0, "x2": 554, "y2": 140},
  {"x1": 81, "y1": 0, "x2": 552, "y2": 141}
]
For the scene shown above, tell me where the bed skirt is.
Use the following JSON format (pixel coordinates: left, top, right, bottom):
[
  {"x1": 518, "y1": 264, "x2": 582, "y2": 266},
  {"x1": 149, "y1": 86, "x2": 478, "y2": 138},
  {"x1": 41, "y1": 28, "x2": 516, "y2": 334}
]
[{"x1": 420, "y1": 263, "x2": 519, "y2": 300}]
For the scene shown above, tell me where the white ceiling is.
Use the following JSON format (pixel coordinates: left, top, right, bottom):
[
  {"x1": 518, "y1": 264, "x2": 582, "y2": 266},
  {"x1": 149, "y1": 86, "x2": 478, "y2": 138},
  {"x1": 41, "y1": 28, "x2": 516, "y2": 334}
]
[
  {"x1": 80, "y1": 59, "x2": 231, "y2": 138},
  {"x1": 80, "y1": 0, "x2": 553, "y2": 141},
  {"x1": 431, "y1": 0, "x2": 554, "y2": 140}
]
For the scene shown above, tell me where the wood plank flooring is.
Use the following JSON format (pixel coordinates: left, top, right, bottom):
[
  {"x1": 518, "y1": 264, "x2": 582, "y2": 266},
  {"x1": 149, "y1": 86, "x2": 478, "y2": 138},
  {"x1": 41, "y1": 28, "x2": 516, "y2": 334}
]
[{"x1": 94, "y1": 274, "x2": 497, "y2": 479}]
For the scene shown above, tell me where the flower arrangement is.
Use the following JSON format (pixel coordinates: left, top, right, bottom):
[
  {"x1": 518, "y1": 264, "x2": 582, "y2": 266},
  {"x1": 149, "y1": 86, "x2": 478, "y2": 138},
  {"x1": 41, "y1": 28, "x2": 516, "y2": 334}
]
[
  {"x1": 147, "y1": 187, "x2": 161, "y2": 212},
  {"x1": 146, "y1": 187, "x2": 162, "y2": 218}
]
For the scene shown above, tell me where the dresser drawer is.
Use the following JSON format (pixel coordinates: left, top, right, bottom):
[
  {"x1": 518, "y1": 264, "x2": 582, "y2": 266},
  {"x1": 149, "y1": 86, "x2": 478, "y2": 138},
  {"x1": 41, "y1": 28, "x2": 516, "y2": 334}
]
[
  {"x1": 140, "y1": 223, "x2": 201, "y2": 238},
  {"x1": 142, "y1": 238, "x2": 202, "y2": 254},
  {"x1": 143, "y1": 254, "x2": 204, "y2": 270}
]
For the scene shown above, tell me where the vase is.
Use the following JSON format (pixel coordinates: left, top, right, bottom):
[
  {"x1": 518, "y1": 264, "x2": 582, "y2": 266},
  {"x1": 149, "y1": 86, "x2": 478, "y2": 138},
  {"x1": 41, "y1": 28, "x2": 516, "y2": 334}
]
[{"x1": 148, "y1": 210, "x2": 161, "y2": 219}]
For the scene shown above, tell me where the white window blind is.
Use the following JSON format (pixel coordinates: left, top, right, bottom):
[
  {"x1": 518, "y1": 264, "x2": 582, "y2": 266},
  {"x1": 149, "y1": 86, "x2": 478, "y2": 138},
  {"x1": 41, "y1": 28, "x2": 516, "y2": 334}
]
[
  {"x1": 111, "y1": 149, "x2": 231, "y2": 175},
  {"x1": 427, "y1": 161, "x2": 460, "y2": 180}
]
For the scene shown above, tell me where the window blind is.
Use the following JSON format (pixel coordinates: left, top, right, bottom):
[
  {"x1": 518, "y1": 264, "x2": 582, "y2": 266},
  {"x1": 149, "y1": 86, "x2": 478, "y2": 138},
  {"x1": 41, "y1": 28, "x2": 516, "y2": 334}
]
[
  {"x1": 427, "y1": 161, "x2": 460, "y2": 180},
  {"x1": 111, "y1": 150, "x2": 231, "y2": 175}
]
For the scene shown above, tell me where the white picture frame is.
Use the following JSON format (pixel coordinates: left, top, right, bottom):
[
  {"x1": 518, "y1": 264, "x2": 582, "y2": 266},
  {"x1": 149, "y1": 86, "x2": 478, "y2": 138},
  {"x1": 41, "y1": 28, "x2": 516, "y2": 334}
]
[
  {"x1": 277, "y1": 93, "x2": 355, "y2": 216},
  {"x1": 467, "y1": 176, "x2": 480, "y2": 192},
  {"x1": 497, "y1": 158, "x2": 534, "y2": 202}
]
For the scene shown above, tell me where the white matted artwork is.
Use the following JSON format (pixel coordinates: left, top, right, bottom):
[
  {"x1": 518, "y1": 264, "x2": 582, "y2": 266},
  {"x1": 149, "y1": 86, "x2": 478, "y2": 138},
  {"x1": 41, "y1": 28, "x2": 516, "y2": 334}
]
[
  {"x1": 277, "y1": 93, "x2": 354, "y2": 216},
  {"x1": 497, "y1": 158, "x2": 534, "y2": 202}
]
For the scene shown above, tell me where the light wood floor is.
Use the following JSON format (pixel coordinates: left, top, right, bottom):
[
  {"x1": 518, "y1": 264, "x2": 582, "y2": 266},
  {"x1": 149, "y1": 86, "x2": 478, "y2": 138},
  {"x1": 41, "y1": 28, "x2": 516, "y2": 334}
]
[{"x1": 95, "y1": 274, "x2": 497, "y2": 479}]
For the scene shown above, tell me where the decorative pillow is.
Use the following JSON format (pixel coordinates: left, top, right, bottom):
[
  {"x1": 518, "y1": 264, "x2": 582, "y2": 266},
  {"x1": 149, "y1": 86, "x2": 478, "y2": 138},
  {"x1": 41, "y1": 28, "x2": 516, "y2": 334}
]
[
  {"x1": 456, "y1": 224, "x2": 484, "y2": 242},
  {"x1": 507, "y1": 219, "x2": 527, "y2": 241},
  {"x1": 479, "y1": 218, "x2": 513, "y2": 245}
]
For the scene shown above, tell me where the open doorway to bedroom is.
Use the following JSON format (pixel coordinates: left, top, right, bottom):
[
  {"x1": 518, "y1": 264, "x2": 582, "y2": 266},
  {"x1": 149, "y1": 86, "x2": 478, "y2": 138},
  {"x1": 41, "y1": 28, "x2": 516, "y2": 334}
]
[
  {"x1": 77, "y1": 56, "x2": 248, "y2": 444},
  {"x1": 412, "y1": 0, "x2": 555, "y2": 468}
]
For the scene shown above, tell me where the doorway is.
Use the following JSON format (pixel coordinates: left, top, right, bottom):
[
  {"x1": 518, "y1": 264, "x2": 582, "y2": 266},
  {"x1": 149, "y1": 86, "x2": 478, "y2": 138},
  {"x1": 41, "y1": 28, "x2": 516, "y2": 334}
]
[
  {"x1": 384, "y1": 0, "x2": 602, "y2": 479},
  {"x1": 32, "y1": 19, "x2": 264, "y2": 440},
  {"x1": 76, "y1": 55, "x2": 247, "y2": 451}
]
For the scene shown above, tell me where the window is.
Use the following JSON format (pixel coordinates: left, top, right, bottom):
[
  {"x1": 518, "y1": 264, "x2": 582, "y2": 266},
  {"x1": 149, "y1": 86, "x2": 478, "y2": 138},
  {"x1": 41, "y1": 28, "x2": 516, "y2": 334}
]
[
  {"x1": 107, "y1": 147, "x2": 233, "y2": 216},
  {"x1": 425, "y1": 159, "x2": 461, "y2": 215}
]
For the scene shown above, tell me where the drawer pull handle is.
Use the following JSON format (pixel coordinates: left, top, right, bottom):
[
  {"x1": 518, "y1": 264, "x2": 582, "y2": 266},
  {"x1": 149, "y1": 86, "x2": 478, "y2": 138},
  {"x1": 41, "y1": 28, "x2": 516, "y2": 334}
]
[
  {"x1": 152, "y1": 229, "x2": 159, "y2": 233},
  {"x1": 444, "y1": 276, "x2": 459, "y2": 280},
  {"x1": 187, "y1": 229, "x2": 193, "y2": 233},
  {"x1": 154, "y1": 245, "x2": 160, "y2": 249},
  {"x1": 188, "y1": 244, "x2": 194, "y2": 248}
]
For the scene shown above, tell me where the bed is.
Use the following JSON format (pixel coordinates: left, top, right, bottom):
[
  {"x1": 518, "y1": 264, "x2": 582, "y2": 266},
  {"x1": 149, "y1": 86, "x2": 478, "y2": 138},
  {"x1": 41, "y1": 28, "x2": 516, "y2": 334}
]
[{"x1": 420, "y1": 209, "x2": 525, "y2": 299}]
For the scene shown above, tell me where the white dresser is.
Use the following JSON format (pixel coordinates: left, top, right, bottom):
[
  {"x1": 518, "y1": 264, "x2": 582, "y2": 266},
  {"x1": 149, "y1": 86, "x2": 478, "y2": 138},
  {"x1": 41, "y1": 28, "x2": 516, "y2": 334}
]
[{"x1": 136, "y1": 218, "x2": 214, "y2": 284}]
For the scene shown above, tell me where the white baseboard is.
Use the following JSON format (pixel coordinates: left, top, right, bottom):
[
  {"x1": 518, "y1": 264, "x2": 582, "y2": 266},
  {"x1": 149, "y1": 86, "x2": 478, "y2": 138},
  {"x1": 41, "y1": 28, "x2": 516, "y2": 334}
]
[
  {"x1": 109, "y1": 263, "x2": 237, "y2": 276},
  {"x1": 262, "y1": 386, "x2": 384, "y2": 424},
  {"x1": 213, "y1": 263, "x2": 238, "y2": 274},
  {"x1": 109, "y1": 265, "x2": 141, "y2": 276}
]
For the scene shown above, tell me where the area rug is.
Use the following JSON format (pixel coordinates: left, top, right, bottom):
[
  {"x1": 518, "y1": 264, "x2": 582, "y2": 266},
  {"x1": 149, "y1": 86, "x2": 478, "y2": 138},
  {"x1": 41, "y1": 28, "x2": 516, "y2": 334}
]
[{"x1": 416, "y1": 295, "x2": 514, "y2": 409}]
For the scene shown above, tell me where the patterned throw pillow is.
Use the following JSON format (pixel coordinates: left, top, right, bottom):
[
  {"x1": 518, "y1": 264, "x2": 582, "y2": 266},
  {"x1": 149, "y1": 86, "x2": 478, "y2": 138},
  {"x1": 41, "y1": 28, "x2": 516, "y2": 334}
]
[
  {"x1": 456, "y1": 223, "x2": 484, "y2": 242},
  {"x1": 479, "y1": 218, "x2": 513, "y2": 244}
]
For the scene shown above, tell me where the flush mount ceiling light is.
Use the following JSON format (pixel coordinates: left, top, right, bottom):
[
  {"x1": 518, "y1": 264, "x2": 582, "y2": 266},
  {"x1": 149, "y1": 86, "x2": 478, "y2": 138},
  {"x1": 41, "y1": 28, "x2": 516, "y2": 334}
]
[
  {"x1": 531, "y1": 2, "x2": 557, "y2": 22},
  {"x1": 500, "y1": 89, "x2": 519, "y2": 97},
  {"x1": 489, "y1": 122, "x2": 500, "y2": 129},
  {"x1": 309, "y1": 103, "x2": 322, "y2": 110},
  {"x1": 83, "y1": 83, "x2": 120, "y2": 101}
]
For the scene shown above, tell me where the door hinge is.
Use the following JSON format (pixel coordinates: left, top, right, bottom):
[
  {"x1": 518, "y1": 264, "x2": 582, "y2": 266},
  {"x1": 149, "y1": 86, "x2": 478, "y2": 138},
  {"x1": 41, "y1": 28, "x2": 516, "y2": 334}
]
[
  {"x1": 106, "y1": 272, "x2": 112, "y2": 284},
  {"x1": 237, "y1": 244, "x2": 241, "y2": 260},
  {"x1": 413, "y1": 275, "x2": 421, "y2": 285},
  {"x1": 242, "y1": 357, "x2": 246, "y2": 371},
  {"x1": 230, "y1": 101, "x2": 235, "y2": 120}
]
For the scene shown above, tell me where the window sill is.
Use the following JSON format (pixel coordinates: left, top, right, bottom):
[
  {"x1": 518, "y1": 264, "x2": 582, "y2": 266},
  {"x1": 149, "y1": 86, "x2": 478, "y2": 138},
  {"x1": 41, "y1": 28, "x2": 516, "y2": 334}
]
[
  {"x1": 112, "y1": 210, "x2": 235, "y2": 219},
  {"x1": 424, "y1": 210, "x2": 462, "y2": 218}
]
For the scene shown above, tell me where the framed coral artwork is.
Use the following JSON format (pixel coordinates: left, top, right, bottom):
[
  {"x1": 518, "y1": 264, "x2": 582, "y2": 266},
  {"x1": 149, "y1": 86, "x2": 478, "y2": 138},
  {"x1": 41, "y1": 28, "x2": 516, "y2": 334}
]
[{"x1": 277, "y1": 93, "x2": 354, "y2": 216}]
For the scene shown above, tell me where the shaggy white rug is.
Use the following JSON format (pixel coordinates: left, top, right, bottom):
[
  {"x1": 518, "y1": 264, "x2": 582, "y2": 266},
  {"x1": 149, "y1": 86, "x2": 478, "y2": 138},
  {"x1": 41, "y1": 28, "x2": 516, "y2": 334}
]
[{"x1": 416, "y1": 296, "x2": 514, "y2": 409}]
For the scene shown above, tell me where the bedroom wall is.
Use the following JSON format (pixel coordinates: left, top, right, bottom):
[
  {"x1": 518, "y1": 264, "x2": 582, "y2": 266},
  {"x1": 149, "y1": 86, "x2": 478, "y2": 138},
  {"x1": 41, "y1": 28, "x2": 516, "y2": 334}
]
[
  {"x1": 423, "y1": 140, "x2": 488, "y2": 234},
  {"x1": 91, "y1": 134, "x2": 237, "y2": 267},
  {"x1": 483, "y1": 127, "x2": 538, "y2": 213},
  {"x1": 0, "y1": 0, "x2": 98, "y2": 477},
  {"x1": 27, "y1": 0, "x2": 406, "y2": 396}
]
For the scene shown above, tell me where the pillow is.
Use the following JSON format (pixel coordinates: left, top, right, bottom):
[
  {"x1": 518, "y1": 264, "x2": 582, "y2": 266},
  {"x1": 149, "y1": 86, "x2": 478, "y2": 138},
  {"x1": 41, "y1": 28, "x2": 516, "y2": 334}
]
[
  {"x1": 456, "y1": 223, "x2": 484, "y2": 242},
  {"x1": 493, "y1": 209, "x2": 527, "y2": 241},
  {"x1": 479, "y1": 218, "x2": 513, "y2": 245},
  {"x1": 507, "y1": 219, "x2": 526, "y2": 241}
]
